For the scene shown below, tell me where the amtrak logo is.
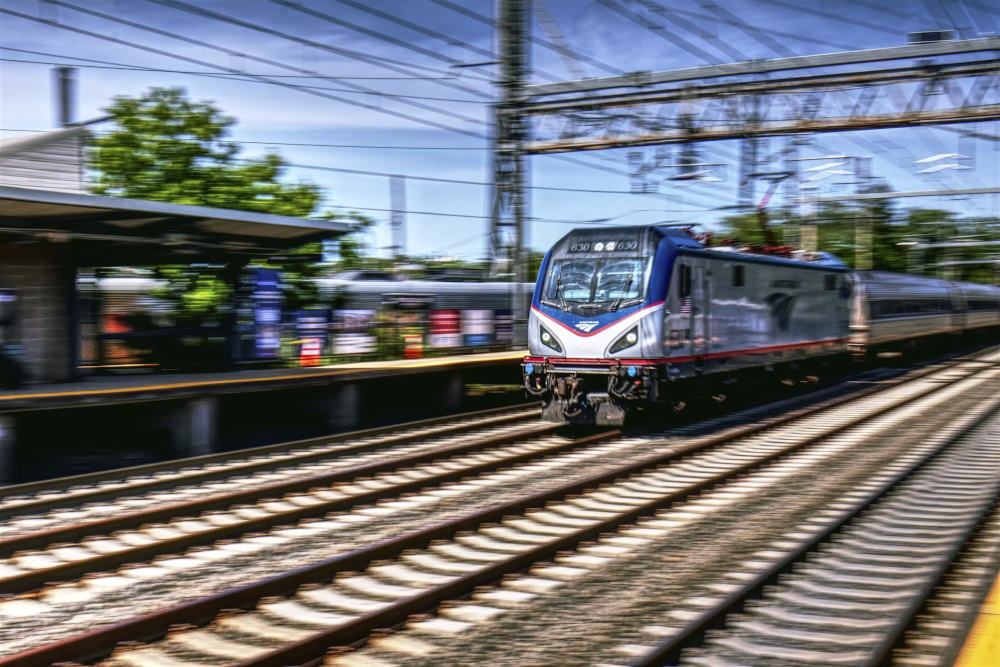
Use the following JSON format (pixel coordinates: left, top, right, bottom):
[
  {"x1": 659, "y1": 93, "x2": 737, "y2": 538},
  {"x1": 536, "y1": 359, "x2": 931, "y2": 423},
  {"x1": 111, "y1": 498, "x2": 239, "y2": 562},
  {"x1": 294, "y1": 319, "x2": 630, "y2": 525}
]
[
  {"x1": 765, "y1": 293, "x2": 798, "y2": 331},
  {"x1": 575, "y1": 320, "x2": 600, "y2": 332}
]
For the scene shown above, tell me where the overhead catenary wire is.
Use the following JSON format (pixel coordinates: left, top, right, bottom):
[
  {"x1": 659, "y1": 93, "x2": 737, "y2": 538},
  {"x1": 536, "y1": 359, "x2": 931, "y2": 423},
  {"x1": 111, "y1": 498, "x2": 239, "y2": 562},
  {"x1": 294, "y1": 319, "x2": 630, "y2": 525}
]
[
  {"x1": 329, "y1": 204, "x2": 713, "y2": 221},
  {"x1": 0, "y1": 57, "x2": 489, "y2": 105},
  {"x1": 595, "y1": 0, "x2": 723, "y2": 65},
  {"x1": 427, "y1": 0, "x2": 627, "y2": 76},
  {"x1": 0, "y1": 46, "x2": 472, "y2": 80},
  {"x1": 330, "y1": 0, "x2": 494, "y2": 61},
  {"x1": 2, "y1": 2, "x2": 733, "y2": 214},
  {"x1": 140, "y1": 0, "x2": 493, "y2": 95},
  {"x1": 0, "y1": 127, "x2": 487, "y2": 150},
  {"x1": 266, "y1": 0, "x2": 563, "y2": 84},
  {"x1": 14, "y1": 0, "x2": 711, "y2": 197},
  {"x1": 0, "y1": 5, "x2": 489, "y2": 139},
  {"x1": 753, "y1": 0, "x2": 905, "y2": 35},
  {"x1": 713, "y1": 5, "x2": 991, "y2": 214},
  {"x1": 4, "y1": 140, "x2": 719, "y2": 205}
]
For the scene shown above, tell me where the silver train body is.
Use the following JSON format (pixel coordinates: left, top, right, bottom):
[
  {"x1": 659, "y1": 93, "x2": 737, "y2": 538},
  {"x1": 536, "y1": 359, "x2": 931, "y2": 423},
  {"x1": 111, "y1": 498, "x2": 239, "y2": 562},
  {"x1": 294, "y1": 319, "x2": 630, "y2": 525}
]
[{"x1": 524, "y1": 226, "x2": 1000, "y2": 425}]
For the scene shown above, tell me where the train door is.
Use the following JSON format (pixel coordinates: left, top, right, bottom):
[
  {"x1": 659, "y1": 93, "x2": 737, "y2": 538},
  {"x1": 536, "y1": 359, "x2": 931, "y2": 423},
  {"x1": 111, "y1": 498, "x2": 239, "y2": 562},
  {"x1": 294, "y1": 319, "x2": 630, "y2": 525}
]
[{"x1": 692, "y1": 264, "x2": 709, "y2": 354}]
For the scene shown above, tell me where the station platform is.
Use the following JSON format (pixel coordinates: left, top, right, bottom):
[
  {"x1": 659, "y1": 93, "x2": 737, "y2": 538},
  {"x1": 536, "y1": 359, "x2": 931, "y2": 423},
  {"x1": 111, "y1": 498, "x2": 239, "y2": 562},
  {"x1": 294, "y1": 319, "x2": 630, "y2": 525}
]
[
  {"x1": 0, "y1": 350, "x2": 528, "y2": 413},
  {"x1": 956, "y1": 571, "x2": 1000, "y2": 666},
  {"x1": 0, "y1": 349, "x2": 530, "y2": 482}
]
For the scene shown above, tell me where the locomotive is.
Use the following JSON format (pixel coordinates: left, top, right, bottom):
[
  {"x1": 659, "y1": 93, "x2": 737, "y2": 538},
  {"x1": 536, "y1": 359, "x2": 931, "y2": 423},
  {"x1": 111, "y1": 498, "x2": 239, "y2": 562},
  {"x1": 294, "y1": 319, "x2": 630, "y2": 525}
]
[{"x1": 523, "y1": 225, "x2": 1000, "y2": 425}]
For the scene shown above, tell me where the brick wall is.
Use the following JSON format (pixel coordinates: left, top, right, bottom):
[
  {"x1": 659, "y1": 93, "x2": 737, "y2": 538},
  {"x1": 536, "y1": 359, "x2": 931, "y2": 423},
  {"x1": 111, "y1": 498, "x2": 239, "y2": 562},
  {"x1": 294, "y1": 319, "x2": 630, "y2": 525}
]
[{"x1": 0, "y1": 243, "x2": 75, "y2": 383}]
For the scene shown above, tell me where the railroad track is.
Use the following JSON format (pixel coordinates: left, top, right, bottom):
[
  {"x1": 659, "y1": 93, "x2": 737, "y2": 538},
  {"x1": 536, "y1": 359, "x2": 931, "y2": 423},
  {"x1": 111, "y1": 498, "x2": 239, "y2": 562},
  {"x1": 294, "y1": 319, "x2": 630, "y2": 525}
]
[
  {"x1": 650, "y1": 401, "x2": 1000, "y2": 667},
  {"x1": 0, "y1": 361, "x2": 913, "y2": 655},
  {"x1": 6, "y1": 348, "x2": 996, "y2": 666},
  {"x1": 0, "y1": 403, "x2": 545, "y2": 523}
]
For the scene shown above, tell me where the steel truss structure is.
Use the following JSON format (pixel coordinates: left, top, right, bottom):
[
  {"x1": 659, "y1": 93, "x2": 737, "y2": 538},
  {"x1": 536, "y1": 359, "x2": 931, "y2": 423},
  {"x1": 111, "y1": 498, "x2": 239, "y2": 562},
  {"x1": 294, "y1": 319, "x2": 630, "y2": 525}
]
[
  {"x1": 488, "y1": 4, "x2": 999, "y2": 294},
  {"x1": 489, "y1": 0, "x2": 530, "y2": 282},
  {"x1": 521, "y1": 38, "x2": 1000, "y2": 153}
]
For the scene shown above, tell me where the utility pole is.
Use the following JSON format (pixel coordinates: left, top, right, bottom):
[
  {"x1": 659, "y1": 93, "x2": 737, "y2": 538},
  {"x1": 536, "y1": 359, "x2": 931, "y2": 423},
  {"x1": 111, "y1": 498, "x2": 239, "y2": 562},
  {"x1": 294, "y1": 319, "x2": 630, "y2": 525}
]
[
  {"x1": 390, "y1": 175, "x2": 406, "y2": 261},
  {"x1": 491, "y1": 0, "x2": 530, "y2": 344},
  {"x1": 738, "y1": 95, "x2": 760, "y2": 208}
]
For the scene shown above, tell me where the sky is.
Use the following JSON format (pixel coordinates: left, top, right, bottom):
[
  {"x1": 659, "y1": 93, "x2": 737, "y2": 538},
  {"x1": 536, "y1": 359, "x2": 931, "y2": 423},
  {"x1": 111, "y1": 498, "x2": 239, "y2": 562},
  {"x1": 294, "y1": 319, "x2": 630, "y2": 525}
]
[{"x1": 0, "y1": 0, "x2": 998, "y2": 261}]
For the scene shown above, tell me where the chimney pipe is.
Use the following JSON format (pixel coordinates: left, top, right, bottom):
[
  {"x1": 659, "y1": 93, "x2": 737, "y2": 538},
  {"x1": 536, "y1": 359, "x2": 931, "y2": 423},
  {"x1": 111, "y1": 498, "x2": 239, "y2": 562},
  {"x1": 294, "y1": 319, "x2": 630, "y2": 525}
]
[{"x1": 54, "y1": 66, "x2": 77, "y2": 127}]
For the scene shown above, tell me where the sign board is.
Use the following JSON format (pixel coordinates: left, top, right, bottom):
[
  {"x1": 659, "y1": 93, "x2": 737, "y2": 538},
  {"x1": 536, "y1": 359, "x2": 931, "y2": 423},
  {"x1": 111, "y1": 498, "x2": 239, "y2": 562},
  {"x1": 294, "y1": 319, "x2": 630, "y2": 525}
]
[
  {"x1": 333, "y1": 309, "x2": 376, "y2": 355},
  {"x1": 250, "y1": 268, "x2": 282, "y2": 359},
  {"x1": 296, "y1": 309, "x2": 330, "y2": 366},
  {"x1": 429, "y1": 309, "x2": 462, "y2": 348},
  {"x1": 462, "y1": 309, "x2": 494, "y2": 347}
]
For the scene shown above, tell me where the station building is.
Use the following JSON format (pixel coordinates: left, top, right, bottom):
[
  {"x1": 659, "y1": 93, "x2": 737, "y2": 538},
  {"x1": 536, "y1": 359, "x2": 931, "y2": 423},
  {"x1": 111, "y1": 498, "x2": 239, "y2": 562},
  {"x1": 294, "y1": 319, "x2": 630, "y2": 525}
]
[
  {"x1": 0, "y1": 123, "x2": 348, "y2": 385},
  {"x1": 0, "y1": 123, "x2": 522, "y2": 482}
]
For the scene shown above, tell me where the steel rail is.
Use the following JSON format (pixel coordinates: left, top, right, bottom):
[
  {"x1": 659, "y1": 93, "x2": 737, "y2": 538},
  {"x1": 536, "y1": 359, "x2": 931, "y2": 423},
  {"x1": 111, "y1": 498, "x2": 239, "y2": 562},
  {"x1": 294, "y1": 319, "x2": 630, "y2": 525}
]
[
  {"x1": 0, "y1": 403, "x2": 539, "y2": 516},
  {"x1": 629, "y1": 394, "x2": 1000, "y2": 667},
  {"x1": 0, "y1": 364, "x2": 912, "y2": 594},
  {"x1": 0, "y1": 428, "x2": 617, "y2": 594},
  {"x1": 10, "y1": 354, "x2": 990, "y2": 666},
  {"x1": 0, "y1": 421, "x2": 563, "y2": 559},
  {"x1": 232, "y1": 361, "x2": 999, "y2": 667},
  {"x1": 861, "y1": 437, "x2": 1000, "y2": 664},
  {"x1": 0, "y1": 362, "x2": 943, "y2": 592}
]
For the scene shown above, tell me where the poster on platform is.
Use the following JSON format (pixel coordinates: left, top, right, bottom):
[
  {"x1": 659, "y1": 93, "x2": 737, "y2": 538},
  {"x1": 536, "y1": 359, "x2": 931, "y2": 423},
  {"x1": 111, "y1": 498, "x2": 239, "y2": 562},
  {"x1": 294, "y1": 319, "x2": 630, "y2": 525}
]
[
  {"x1": 332, "y1": 309, "x2": 376, "y2": 355},
  {"x1": 251, "y1": 268, "x2": 282, "y2": 359},
  {"x1": 429, "y1": 309, "x2": 462, "y2": 348},
  {"x1": 462, "y1": 309, "x2": 494, "y2": 347}
]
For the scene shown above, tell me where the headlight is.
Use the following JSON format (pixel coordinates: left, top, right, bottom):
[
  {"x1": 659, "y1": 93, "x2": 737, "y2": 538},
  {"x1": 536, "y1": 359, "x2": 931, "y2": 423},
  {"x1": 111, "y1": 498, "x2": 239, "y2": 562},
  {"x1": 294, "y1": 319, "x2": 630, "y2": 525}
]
[
  {"x1": 539, "y1": 326, "x2": 562, "y2": 353},
  {"x1": 609, "y1": 326, "x2": 639, "y2": 354}
]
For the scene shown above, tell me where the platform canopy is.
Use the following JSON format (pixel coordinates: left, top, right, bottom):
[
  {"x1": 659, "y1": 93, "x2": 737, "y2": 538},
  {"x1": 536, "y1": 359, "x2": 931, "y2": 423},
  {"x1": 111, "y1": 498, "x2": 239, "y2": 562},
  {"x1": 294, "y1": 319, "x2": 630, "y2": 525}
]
[{"x1": 0, "y1": 185, "x2": 349, "y2": 264}]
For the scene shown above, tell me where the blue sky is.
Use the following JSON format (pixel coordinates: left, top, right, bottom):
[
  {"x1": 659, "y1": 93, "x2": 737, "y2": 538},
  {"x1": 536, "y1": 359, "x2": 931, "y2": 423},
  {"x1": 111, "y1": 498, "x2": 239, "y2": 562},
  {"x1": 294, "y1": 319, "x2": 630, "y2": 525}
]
[{"x1": 1, "y1": 0, "x2": 997, "y2": 260}]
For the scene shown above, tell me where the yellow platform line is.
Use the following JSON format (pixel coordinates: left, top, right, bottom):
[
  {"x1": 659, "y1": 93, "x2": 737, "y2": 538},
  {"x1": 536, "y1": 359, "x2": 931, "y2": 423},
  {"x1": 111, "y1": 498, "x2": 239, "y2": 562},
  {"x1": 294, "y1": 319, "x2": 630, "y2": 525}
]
[
  {"x1": 0, "y1": 350, "x2": 528, "y2": 402},
  {"x1": 955, "y1": 570, "x2": 1000, "y2": 667}
]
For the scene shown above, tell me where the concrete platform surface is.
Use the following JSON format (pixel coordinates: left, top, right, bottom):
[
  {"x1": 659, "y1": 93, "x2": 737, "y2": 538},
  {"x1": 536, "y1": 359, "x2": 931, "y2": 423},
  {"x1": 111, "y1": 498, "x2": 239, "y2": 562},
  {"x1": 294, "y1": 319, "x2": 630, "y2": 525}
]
[{"x1": 955, "y1": 571, "x2": 1000, "y2": 667}]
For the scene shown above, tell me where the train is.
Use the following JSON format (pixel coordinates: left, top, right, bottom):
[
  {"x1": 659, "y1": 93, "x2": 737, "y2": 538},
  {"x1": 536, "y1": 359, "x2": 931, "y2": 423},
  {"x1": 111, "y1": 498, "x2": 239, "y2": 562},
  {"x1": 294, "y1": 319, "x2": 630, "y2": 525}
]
[
  {"x1": 523, "y1": 225, "x2": 1000, "y2": 425},
  {"x1": 79, "y1": 273, "x2": 533, "y2": 369}
]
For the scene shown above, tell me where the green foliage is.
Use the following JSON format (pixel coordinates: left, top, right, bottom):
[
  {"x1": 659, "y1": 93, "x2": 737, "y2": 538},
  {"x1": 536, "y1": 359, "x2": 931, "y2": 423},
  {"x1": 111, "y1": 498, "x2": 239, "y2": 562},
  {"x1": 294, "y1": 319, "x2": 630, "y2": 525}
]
[
  {"x1": 87, "y1": 88, "x2": 374, "y2": 322},
  {"x1": 330, "y1": 213, "x2": 376, "y2": 270},
  {"x1": 152, "y1": 265, "x2": 231, "y2": 324},
  {"x1": 717, "y1": 196, "x2": 998, "y2": 283},
  {"x1": 90, "y1": 88, "x2": 320, "y2": 215}
]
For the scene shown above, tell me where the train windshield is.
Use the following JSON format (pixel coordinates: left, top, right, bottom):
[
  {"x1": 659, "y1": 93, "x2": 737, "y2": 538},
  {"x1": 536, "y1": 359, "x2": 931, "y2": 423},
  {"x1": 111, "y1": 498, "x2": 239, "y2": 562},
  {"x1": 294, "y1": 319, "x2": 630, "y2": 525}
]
[{"x1": 541, "y1": 257, "x2": 649, "y2": 314}]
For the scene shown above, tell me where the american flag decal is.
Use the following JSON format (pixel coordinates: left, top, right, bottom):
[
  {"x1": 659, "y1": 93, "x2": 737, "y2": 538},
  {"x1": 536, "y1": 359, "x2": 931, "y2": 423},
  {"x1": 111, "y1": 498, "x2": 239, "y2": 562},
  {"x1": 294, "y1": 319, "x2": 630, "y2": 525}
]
[{"x1": 680, "y1": 297, "x2": 691, "y2": 315}]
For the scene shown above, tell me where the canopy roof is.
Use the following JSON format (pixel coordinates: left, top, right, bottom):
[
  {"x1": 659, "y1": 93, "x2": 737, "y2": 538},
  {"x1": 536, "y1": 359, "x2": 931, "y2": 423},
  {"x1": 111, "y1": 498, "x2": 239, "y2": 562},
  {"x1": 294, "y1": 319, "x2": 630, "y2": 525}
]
[{"x1": 0, "y1": 186, "x2": 347, "y2": 263}]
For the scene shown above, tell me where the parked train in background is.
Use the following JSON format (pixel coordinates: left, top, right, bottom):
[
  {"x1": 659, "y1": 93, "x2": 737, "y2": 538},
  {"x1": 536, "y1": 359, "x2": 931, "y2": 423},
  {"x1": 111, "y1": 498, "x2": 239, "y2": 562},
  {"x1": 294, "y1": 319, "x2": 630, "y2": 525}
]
[
  {"x1": 523, "y1": 225, "x2": 1000, "y2": 425},
  {"x1": 79, "y1": 273, "x2": 532, "y2": 371}
]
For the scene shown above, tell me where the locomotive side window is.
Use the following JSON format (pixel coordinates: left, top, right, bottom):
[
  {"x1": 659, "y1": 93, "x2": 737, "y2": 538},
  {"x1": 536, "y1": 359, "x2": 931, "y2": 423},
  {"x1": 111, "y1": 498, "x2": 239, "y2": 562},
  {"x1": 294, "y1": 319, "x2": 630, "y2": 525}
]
[
  {"x1": 678, "y1": 264, "x2": 691, "y2": 298},
  {"x1": 732, "y1": 265, "x2": 745, "y2": 288}
]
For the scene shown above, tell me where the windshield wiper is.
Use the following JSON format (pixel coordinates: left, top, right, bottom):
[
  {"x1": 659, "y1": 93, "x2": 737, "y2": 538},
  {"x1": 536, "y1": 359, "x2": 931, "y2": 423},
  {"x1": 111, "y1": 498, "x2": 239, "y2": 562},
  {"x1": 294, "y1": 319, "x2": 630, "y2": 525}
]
[
  {"x1": 610, "y1": 275, "x2": 634, "y2": 312},
  {"x1": 556, "y1": 275, "x2": 568, "y2": 310}
]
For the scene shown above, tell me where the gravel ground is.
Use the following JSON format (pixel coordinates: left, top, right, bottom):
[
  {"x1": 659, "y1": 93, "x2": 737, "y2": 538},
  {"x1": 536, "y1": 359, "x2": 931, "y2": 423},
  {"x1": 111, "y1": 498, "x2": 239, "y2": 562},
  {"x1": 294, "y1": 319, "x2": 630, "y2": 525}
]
[
  {"x1": 353, "y1": 376, "x2": 998, "y2": 667},
  {"x1": 0, "y1": 368, "x2": 938, "y2": 656}
]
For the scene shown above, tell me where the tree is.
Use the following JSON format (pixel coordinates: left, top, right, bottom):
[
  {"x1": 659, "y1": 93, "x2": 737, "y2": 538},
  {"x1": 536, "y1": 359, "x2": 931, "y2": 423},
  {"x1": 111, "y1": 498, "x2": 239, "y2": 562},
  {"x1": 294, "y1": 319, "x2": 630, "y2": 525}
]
[
  {"x1": 90, "y1": 88, "x2": 320, "y2": 215},
  {"x1": 88, "y1": 88, "x2": 373, "y2": 327}
]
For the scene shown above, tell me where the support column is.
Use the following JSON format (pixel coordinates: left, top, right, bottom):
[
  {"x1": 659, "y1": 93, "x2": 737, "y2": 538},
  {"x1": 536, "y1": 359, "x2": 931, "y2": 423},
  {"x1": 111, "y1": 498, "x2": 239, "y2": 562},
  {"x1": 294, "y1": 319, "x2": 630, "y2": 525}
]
[
  {"x1": 0, "y1": 415, "x2": 15, "y2": 483},
  {"x1": 167, "y1": 396, "x2": 219, "y2": 458},
  {"x1": 442, "y1": 372, "x2": 465, "y2": 413},
  {"x1": 326, "y1": 383, "x2": 361, "y2": 432},
  {"x1": 491, "y1": 0, "x2": 530, "y2": 345}
]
